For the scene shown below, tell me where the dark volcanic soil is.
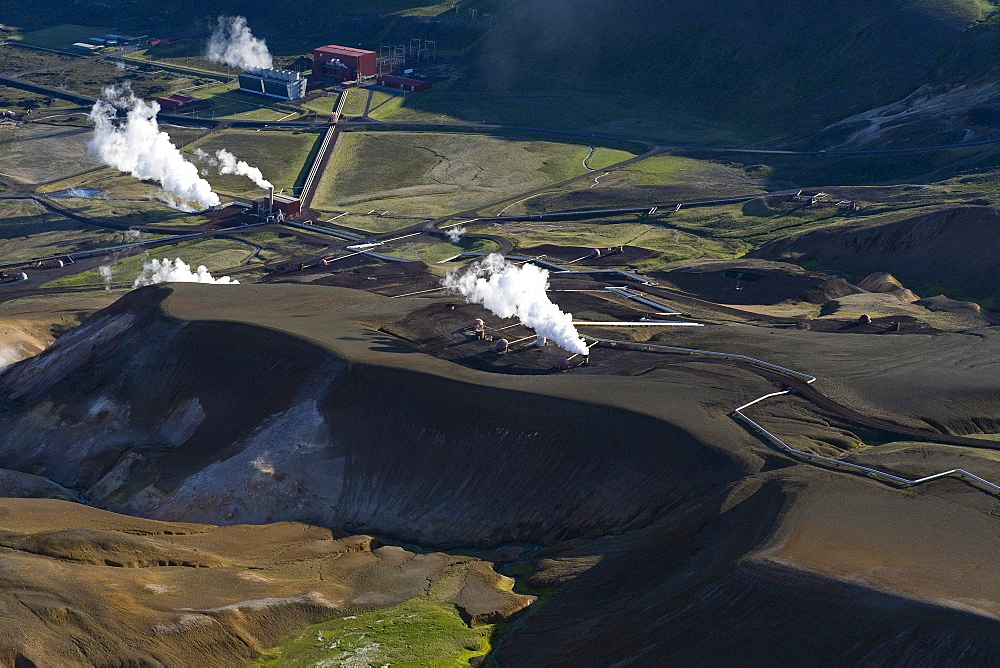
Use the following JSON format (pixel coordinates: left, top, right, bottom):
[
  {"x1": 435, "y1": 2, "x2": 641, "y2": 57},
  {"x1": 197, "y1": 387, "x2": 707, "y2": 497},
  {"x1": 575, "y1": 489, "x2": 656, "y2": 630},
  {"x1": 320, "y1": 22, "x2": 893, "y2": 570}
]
[
  {"x1": 756, "y1": 206, "x2": 1000, "y2": 304},
  {"x1": 3, "y1": 282, "x2": 1000, "y2": 664},
  {"x1": 652, "y1": 259, "x2": 856, "y2": 306}
]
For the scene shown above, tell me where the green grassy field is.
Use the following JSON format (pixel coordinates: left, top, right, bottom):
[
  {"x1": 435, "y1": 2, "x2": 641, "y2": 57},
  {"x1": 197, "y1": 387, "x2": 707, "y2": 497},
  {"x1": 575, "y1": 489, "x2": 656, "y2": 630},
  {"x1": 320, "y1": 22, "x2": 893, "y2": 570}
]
[
  {"x1": 40, "y1": 167, "x2": 213, "y2": 226},
  {"x1": 0, "y1": 84, "x2": 76, "y2": 112},
  {"x1": 321, "y1": 212, "x2": 424, "y2": 234},
  {"x1": 255, "y1": 563, "x2": 504, "y2": 667},
  {"x1": 0, "y1": 123, "x2": 101, "y2": 184},
  {"x1": 125, "y1": 50, "x2": 241, "y2": 76},
  {"x1": 0, "y1": 43, "x2": 75, "y2": 74},
  {"x1": 313, "y1": 132, "x2": 596, "y2": 218},
  {"x1": 299, "y1": 93, "x2": 343, "y2": 116},
  {"x1": 231, "y1": 230, "x2": 331, "y2": 263},
  {"x1": 0, "y1": 198, "x2": 161, "y2": 262},
  {"x1": 184, "y1": 83, "x2": 303, "y2": 120},
  {"x1": 379, "y1": 235, "x2": 500, "y2": 263},
  {"x1": 42, "y1": 238, "x2": 251, "y2": 288},
  {"x1": 496, "y1": 153, "x2": 770, "y2": 217},
  {"x1": 51, "y1": 196, "x2": 210, "y2": 226},
  {"x1": 183, "y1": 128, "x2": 321, "y2": 198},
  {"x1": 585, "y1": 147, "x2": 637, "y2": 171},
  {"x1": 11, "y1": 24, "x2": 113, "y2": 51},
  {"x1": 20, "y1": 59, "x2": 201, "y2": 99},
  {"x1": 339, "y1": 88, "x2": 369, "y2": 117},
  {"x1": 365, "y1": 88, "x2": 467, "y2": 124},
  {"x1": 491, "y1": 217, "x2": 728, "y2": 263}
]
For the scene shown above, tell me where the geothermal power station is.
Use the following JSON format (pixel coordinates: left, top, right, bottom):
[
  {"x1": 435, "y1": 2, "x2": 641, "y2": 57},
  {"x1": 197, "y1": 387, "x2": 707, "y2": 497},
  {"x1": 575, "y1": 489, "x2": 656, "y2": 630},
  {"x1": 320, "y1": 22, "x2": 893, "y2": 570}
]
[{"x1": 6, "y1": 7, "x2": 1000, "y2": 666}]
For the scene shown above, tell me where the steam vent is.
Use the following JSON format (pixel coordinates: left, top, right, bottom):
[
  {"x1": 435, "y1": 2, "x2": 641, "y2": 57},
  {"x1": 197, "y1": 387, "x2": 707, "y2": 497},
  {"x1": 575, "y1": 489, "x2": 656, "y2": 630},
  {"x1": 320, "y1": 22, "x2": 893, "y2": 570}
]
[{"x1": 4, "y1": 4, "x2": 1000, "y2": 666}]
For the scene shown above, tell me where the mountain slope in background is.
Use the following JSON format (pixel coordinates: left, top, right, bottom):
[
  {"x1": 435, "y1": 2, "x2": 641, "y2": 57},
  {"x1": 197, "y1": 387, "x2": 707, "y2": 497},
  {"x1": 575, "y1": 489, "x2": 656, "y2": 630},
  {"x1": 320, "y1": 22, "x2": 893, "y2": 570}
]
[{"x1": 4, "y1": 0, "x2": 1000, "y2": 143}]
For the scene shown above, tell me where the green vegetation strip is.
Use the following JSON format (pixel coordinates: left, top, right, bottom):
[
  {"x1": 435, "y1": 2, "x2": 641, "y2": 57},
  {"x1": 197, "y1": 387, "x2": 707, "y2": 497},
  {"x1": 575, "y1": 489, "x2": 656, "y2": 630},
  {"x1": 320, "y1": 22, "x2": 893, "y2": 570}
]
[
  {"x1": 41, "y1": 238, "x2": 249, "y2": 288},
  {"x1": 313, "y1": 132, "x2": 596, "y2": 218}
]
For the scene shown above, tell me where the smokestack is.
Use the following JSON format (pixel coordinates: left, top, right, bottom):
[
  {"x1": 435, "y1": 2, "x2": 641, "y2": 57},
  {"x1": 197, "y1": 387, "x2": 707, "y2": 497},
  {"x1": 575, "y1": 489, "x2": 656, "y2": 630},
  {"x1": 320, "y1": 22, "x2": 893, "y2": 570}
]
[{"x1": 268, "y1": 186, "x2": 274, "y2": 213}]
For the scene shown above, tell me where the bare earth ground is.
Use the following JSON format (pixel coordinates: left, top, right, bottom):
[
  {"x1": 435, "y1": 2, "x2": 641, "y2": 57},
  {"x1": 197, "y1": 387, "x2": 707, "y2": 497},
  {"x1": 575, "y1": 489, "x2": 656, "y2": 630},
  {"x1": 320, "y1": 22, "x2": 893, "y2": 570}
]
[{"x1": 1, "y1": 276, "x2": 1000, "y2": 663}]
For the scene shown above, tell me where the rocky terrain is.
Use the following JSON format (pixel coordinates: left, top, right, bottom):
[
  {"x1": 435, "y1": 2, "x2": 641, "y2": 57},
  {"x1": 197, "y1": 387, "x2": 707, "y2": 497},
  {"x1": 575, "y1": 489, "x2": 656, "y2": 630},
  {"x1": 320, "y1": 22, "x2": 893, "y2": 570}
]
[
  {"x1": 757, "y1": 206, "x2": 1000, "y2": 306},
  {"x1": 2, "y1": 282, "x2": 1000, "y2": 663}
]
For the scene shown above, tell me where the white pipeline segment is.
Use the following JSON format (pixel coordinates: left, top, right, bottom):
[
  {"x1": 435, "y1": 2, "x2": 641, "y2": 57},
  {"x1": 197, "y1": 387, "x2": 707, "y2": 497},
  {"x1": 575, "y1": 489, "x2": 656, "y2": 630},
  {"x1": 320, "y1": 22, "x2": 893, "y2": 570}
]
[
  {"x1": 604, "y1": 287, "x2": 680, "y2": 314},
  {"x1": 734, "y1": 391, "x2": 1000, "y2": 494},
  {"x1": 572, "y1": 321, "x2": 703, "y2": 327},
  {"x1": 586, "y1": 335, "x2": 1000, "y2": 497}
]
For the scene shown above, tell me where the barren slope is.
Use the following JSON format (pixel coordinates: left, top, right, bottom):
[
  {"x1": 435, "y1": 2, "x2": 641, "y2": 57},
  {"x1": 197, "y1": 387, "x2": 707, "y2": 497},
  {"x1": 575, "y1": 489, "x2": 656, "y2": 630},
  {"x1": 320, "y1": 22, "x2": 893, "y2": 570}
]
[{"x1": 2, "y1": 283, "x2": 1000, "y2": 664}]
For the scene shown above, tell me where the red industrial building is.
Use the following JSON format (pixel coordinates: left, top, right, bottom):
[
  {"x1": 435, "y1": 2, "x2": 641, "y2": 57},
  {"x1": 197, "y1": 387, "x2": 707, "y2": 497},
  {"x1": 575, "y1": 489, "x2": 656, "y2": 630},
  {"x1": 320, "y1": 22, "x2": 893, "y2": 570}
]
[
  {"x1": 252, "y1": 193, "x2": 302, "y2": 218},
  {"x1": 376, "y1": 75, "x2": 431, "y2": 92},
  {"x1": 313, "y1": 45, "x2": 377, "y2": 81},
  {"x1": 155, "y1": 94, "x2": 201, "y2": 111}
]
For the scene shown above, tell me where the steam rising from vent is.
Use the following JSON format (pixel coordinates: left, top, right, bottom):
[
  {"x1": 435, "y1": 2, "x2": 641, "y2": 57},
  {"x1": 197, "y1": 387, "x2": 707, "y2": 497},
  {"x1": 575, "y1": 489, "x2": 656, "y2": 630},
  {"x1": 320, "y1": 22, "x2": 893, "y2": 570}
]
[
  {"x1": 445, "y1": 225, "x2": 466, "y2": 243},
  {"x1": 193, "y1": 148, "x2": 272, "y2": 189},
  {"x1": 98, "y1": 264, "x2": 114, "y2": 290},
  {"x1": 205, "y1": 16, "x2": 273, "y2": 70},
  {"x1": 134, "y1": 258, "x2": 239, "y2": 287},
  {"x1": 215, "y1": 149, "x2": 273, "y2": 189},
  {"x1": 88, "y1": 85, "x2": 220, "y2": 211},
  {"x1": 443, "y1": 253, "x2": 589, "y2": 355}
]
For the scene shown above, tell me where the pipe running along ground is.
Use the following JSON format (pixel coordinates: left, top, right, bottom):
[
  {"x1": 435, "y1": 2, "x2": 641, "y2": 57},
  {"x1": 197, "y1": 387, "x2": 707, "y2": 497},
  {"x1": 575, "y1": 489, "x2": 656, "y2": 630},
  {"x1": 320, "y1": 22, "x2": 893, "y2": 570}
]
[{"x1": 582, "y1": 336, "x2": 1000, "y2": 496}]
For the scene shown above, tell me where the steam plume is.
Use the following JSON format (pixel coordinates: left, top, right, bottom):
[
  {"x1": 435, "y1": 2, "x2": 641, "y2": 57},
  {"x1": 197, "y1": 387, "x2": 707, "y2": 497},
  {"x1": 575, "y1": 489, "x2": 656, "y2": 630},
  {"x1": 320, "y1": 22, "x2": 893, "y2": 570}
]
[
  {"x1": 88, "y1": 85, "x2": 220, "y2": 211},
  {"x1": 443, "y1": 254, "x2": 589, "y2": 355},
  {"x1": 205, "y1": 16, "x2": 273, "y2": 70},
  {"x1": 214, "y1": 149, "x2": 273, "y2": 189},
  {"x1": 98, "y1": 264, "x2": 114, "y2": 290},
  {"x1": 134, "y1": 258, "x2": 239, "y2": 287},
  {"x1": 193, "y1": 148, "x2": 272, "y2": 189},
  {"x1": 445, "y1": 225, "x2": 466, "y2": 243}
]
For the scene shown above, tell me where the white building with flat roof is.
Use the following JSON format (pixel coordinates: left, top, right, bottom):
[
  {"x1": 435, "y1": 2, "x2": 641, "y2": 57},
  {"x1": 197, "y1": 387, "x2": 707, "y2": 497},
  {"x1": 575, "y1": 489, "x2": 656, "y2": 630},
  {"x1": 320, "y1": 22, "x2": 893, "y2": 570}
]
[{"x1": 238, "y1": 68, "x2": 307, "y2": 100}]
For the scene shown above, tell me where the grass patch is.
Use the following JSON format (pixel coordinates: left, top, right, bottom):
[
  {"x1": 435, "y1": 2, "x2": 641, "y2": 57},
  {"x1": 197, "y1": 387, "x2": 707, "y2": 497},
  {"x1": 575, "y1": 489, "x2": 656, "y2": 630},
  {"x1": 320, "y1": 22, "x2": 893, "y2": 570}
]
[
  {"x1": 494, "y1": 217, "x2": 732, "y2": 262},
  {"x1": 232, "y1": 230, "x2": 331, "y2": 263},
  {"x1": 586, "y1": 147, "x2": 637, "y2": 171},
  {"x1": 314, "y1": 132, "x2": 594, "y2": 218},
  {"x1": 366, "y1": 88, "x2": 465, "y2": 124},
  {"x1": 393, "y1": 1, "x2": 459, "y2": 17},
  {"x1": 0, "y1": 84, "x2": 75, "y2": 112},
  {"x1": 0, "y1": 198, "x2": 158, "y2": 262},
  {"x1": 0, "y1": 43, "x2": 75, "y2": 74},
  {"x1": 0, "y1": 122, "x2": 100, "y2": 184},
  {"x1": 20, "y1": 60, "x2": 201, "y2": 99},
  {"x1": 12, "y1": 24, "x2": 113, "y2": 51},
  {"x1": 125, "y1": 50, "x2": 241, "y2": 76},
  {"x1": 339, "y1": 88, "x2": 369, "y2": 117},
  {"x1": 379, "y1": 236, "x2": 499, "y2": 263},
  {"x1": 507, "y1": 152, "x2": 770, "y2": 217},
  {"x1": 255, "y1": 562, "x2": 501, "y2": 667},
  {"x1": 183, "y1": 128, "x2": 321, "y2": 198},
  {"x1": 42, "y1": 238, "x2": 250, "y2": 288},
  {"x1": 255, "y1": 599, "x2": 493, "y2": 668},
  {"x1": 185, "y1": 85, "x2": 303, "y2": 121},
  {"x1": 300, "y1": 93, "x2": 343, "y2": 116},
  {"x1": 53, "y1": 195, "x2": 210, "y2": 226}
]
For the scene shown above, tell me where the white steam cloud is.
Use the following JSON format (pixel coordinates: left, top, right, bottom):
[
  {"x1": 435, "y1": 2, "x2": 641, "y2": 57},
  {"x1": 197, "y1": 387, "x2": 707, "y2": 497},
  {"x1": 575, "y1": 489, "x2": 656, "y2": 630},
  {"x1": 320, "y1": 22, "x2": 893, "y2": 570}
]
[
  {"x1": 443, "y1": 253, "x2": 589, "y2": 355},
  {"x1": 193, "y1": 148, "x2": 272, "y2": 189},
  {"x1": 98, "y1": 264, "x2": 114, "y2": 290},
  {"x1": 133, "y1": 258, "x2": 239, "y2": 288},
  {"x1": 215, "y1": 149, "x2": 273, "y2": 189},
  {"x1": 445, "y1": 225, "x2": 466, "y2": 243},
  {"x1": 88, "y1": 85, "x2": 220, "y2": 211},
  {"x1": 205, "y1": 16, "x2": 273, "y2": 70}
]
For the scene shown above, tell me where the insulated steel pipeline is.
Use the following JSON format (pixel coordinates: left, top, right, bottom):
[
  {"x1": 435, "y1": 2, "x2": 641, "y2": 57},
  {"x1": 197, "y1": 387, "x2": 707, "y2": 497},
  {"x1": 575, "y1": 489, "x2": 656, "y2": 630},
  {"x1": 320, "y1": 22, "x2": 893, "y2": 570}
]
[{"x1": 585, "y1": 336, "x2": 1000, "y2": 496}]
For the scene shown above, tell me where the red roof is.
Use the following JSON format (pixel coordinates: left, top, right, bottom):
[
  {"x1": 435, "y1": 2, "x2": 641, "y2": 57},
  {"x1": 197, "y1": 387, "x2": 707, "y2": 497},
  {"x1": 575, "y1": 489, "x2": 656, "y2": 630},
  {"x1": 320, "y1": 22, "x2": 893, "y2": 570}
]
[
  {"x1": 379, "y1": 75, "x2": 426, "y2": 87},
  {"x1": 315, "y1": 44, "x2": 376, "y2": 57}
]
